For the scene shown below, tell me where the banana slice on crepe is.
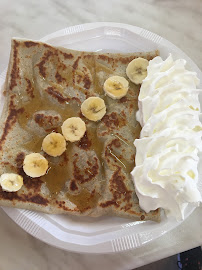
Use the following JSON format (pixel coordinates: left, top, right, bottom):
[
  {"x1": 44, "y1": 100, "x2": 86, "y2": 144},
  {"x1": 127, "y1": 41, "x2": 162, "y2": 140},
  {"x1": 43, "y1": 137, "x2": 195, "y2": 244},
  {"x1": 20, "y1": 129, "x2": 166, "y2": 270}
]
[
  {"x1": 126, "y1": 57, "x2": 149, "y2": 84},
  {"x1": 104, "y1": 76, "x2": 129, "y2": 99},
  {"x1": 0, "y1": 173, "x2": 23, "y2": 192},
  {"x1": 23, "y1": 153, "x2": 48, "y2": 178},
  {"x1": 81, "y1": 97, "x2": 106, "y2": 121},
  {"x1": 62, "y1": 117, "x2": 86, "y2": 142},
  {"x1": 42, "y1": 132, "x2": 66, "y2": 157}
]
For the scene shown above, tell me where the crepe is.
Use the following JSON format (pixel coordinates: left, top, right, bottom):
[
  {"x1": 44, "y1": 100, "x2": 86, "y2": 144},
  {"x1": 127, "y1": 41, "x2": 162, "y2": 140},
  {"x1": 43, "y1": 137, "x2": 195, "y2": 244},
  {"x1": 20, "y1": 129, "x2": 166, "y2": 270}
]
[{"x1": 0, "y1": 38, "x2": 160, "y2": 221}]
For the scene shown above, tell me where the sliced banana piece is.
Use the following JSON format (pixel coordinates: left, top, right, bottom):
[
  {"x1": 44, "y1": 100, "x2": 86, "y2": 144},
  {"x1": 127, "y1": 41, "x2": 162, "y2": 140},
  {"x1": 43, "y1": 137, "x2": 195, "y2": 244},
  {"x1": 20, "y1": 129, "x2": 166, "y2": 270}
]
[
  {"x1": 23, "y1": 153, "x2": 48, "y2": 178},
  {"x1": 81, "y1": 97, "x2": 106, "y2": 121},
  {"x1": 42, "y1": 132, "x2": 66, "y2": 157},
  {"x1": 103, "y1": 76, "x2": 129, "y2": 99},
  {"x1": 0, "y1": 173, "x2": 23, "y2": 192},
  {"x1": 62, "y1": 117, "x2": 86, "y2": 142},
  {"x1": 126, "y1": 57, "x2": 149, "y2": 84}
]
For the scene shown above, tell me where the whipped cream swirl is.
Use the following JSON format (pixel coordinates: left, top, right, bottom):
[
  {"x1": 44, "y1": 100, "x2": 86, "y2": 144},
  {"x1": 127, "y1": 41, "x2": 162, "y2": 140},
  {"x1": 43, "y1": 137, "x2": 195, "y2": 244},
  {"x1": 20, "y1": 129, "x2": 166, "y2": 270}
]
[{"x1": 131, "y1": 54, "x2": 202, "y2": 220}]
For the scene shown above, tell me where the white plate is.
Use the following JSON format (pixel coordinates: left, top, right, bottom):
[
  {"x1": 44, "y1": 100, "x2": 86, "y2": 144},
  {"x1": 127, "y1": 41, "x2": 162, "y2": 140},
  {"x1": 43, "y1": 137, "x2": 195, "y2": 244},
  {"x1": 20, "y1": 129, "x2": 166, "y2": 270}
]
[{"x1": 0, "y1": 22, "x2": 202, "y2": 254}]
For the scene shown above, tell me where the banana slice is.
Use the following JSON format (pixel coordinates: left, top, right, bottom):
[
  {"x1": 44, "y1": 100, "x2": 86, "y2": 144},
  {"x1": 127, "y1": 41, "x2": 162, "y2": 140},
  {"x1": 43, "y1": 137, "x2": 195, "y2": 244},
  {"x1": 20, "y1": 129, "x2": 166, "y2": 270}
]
[
  {"x1": 23, "y1": 153, "x2": 48, "y2": 178},
  {"x1": 42, "y1": 132, "x2": 66, "y2": 157},
  {"x1": 61, "y1": 117, "x2": 86, "y2": 142},
  {"x1": 103, "y1": 76, "x2": 129, "y2": 99},
  {"x1": 126, "y1": 57, "x2": 149, "y2": 84},
  {"x1": 81, "y1": 97, "x2": 106, "y2": 121},
  {"x1": 0, "y1": 173, "x2": 23, "y2": 192}
]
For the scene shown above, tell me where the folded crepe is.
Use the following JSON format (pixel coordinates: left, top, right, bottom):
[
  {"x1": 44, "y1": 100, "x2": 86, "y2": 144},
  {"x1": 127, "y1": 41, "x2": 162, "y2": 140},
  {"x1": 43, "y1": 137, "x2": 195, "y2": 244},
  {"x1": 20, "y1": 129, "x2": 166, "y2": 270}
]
[{"x1": 0, "y1": 38, "x2": 160, "y2": 221}]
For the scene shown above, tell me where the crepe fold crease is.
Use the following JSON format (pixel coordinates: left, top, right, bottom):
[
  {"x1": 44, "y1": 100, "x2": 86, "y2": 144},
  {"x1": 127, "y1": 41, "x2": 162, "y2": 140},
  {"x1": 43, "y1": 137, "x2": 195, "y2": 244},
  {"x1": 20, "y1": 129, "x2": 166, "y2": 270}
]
[{"x1": 0, "y1": 38, "x2": 160, "y2": 221}]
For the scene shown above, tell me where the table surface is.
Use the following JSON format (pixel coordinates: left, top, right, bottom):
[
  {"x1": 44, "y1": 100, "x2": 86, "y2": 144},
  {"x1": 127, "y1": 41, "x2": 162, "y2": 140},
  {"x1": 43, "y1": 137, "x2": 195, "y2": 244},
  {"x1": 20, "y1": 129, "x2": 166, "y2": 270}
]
[{"x1": 0, "y1": 0, "x2": 202, "y2": 269}]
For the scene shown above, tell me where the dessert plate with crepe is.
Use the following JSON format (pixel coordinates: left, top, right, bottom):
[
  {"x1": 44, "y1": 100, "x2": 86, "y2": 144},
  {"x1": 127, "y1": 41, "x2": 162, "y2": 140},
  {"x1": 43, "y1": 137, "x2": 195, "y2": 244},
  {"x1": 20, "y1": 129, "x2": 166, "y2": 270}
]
[{"x1": 0, "y1": 22, "x2": 201, "y2": 253}]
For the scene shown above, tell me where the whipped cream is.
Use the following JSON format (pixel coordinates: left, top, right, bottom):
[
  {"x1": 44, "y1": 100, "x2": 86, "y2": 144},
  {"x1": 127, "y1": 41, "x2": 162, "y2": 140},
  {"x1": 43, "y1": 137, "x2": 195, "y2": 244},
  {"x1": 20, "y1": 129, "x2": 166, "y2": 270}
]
[{"x1": 131, "y1": 54, "x2": 202, "y2": 220}]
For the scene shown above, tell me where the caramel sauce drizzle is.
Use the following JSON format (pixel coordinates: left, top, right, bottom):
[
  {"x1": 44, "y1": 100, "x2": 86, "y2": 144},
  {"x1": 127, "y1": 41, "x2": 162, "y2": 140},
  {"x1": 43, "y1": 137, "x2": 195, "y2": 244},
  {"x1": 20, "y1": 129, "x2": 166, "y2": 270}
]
[{"x1": 16, "y1": 57, "x2": 140, "y2": 206}]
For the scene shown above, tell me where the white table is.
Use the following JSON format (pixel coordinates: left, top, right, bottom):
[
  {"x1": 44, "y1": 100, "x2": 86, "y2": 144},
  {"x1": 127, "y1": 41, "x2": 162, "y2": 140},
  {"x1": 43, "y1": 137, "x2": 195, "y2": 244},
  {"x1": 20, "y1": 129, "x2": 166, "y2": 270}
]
[{"x1": 0, "y1": 0, "x2": 201, "y2": 269}]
